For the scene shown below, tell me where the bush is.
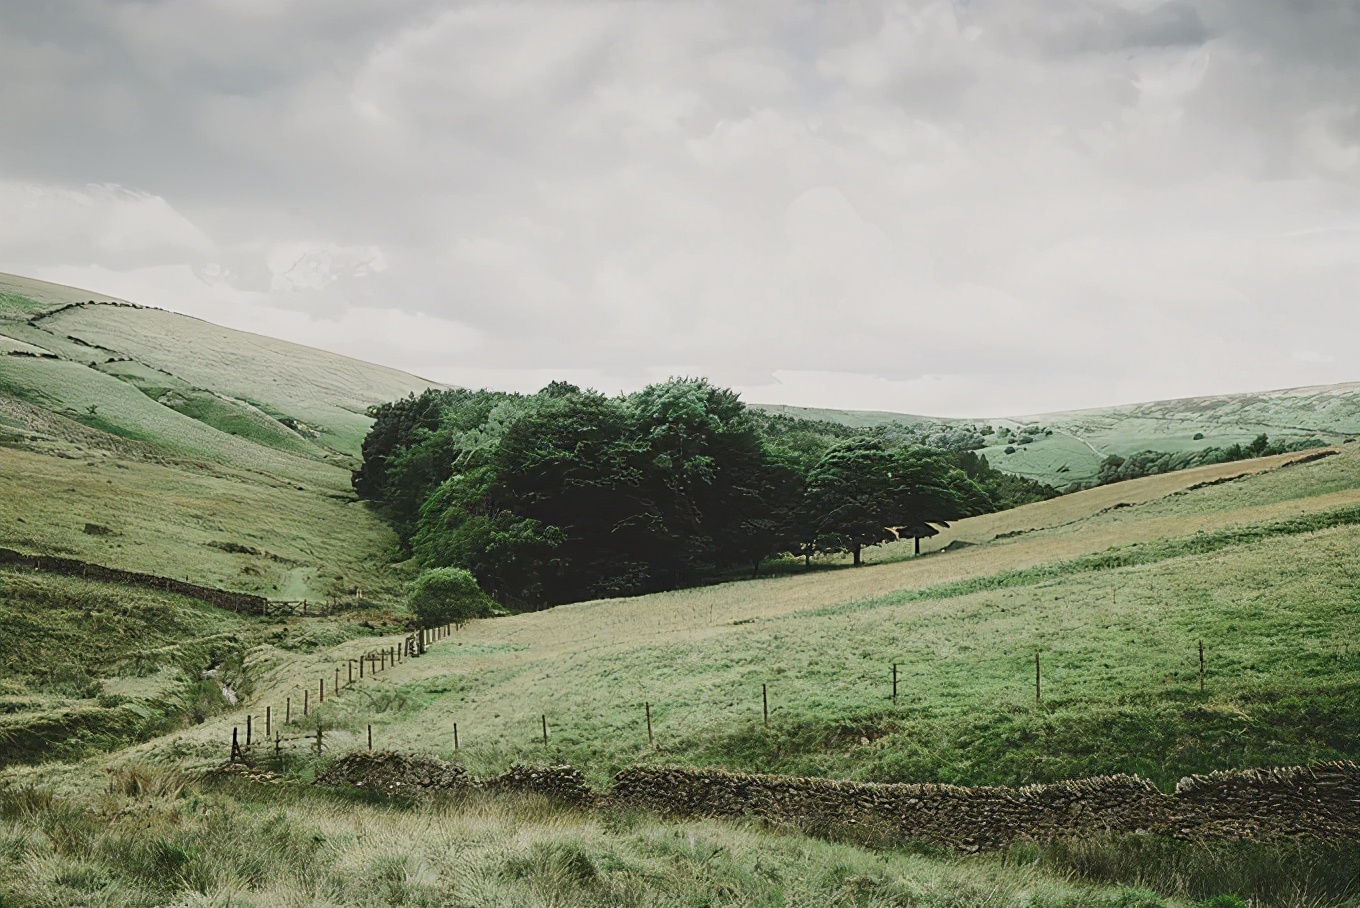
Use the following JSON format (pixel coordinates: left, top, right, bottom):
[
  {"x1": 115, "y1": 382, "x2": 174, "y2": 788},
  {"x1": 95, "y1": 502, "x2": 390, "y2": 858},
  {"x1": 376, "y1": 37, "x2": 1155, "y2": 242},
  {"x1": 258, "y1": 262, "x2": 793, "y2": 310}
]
[
  {"x1": 1004, "y1": 446, "x2": 1017, "y2": 455},
  {"x1": 407, "y1": 568, "x2": 496, "y2": 629}
]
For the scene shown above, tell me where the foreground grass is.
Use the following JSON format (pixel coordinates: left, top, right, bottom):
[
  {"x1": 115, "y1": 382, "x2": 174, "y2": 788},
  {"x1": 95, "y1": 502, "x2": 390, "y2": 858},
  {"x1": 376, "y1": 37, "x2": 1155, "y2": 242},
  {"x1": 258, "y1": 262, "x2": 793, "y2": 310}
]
[{"x1": 8, "y1": 766, "x2": 1356, "y2": 908}]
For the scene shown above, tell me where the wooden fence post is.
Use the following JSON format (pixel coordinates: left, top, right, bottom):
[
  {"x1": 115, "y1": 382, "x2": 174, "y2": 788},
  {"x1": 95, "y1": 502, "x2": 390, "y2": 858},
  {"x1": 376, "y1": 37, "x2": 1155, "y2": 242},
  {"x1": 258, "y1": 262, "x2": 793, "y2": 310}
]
[
  {"x1": 265, "y1": 706, "x2": 271, "y2": 737},
  {"x1": 231, "y1": 727, "x2": 241, "y2": 763},
  {"x1": 286, "y1": 697, "x2": 291, "y2": 724},
  {"x1": 246, "y1": 714, "x2": 252, "y2": 746},
  {"x1": 453, "y1": 722, "x2": 459, "y2": 751},
  {"x1": 304, "y1": 690, "x2": 309, "y2": 717},
  {"x1": 1199, "y1": 640, "x2": 1205, "y2": 693},
  {"x1": 335, "y1": 667, "x2": 340, "y2": 694},
  {"x1": 762, "y1": 684, "x2": 769, "y2": 726},
  {"x1": 315, "y1": 725, "x2": 323, "y2": 758},
  {"x1": 319, "y1": 678, "x2": 325, "y2": 704},
  {"x1": 646, "y1": 702, "x2": 653, "y2": 746},
  {"x1": 542, "y1": 714, "x2": 549, "y2": 745},
  {"x1": 892, "y1": 663, "x2": 898, "y2": 704},
  {"x1": 367, "y1": 724, "x2": 373, "y2": 751}
]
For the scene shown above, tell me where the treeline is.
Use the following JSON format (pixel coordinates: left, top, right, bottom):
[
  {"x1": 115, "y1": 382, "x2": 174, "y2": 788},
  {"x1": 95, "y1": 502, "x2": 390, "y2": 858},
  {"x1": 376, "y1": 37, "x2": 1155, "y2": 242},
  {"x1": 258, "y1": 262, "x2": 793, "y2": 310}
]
[
  {"x1": 1094, "y1": 433, "x2": 1326, "y2": 486},
  {"x1": 354, "y1": 379, "x2": 1058, "y2": 608}
]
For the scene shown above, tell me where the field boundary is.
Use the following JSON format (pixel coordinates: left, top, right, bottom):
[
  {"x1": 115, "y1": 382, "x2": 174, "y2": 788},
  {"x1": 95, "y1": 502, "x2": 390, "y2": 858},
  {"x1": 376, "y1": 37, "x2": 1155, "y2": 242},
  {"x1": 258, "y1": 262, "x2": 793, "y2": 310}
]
[
  {"x1": 310, "y1": 751, "x2": 1360, "y2": 851},
  {"x1": 0, "y1": 546, "x2": 272, "y2": 615}
]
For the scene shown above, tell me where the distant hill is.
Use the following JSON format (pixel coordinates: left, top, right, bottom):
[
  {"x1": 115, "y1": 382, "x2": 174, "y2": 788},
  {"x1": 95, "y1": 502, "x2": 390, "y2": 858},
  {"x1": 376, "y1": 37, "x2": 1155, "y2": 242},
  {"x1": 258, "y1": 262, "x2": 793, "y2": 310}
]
[
  {"x1": 0, "y1": 272, "x2": 442, "y2": 602},
  {"x1": 755, "y1": 384, "x2": 1360, "y2": 487},
  {"x1": 4, "y1": 271, "x2": 1356, "y2": 598},
  {"x1": 0, "y1": 273, "x2": 440, "y2": 459}
]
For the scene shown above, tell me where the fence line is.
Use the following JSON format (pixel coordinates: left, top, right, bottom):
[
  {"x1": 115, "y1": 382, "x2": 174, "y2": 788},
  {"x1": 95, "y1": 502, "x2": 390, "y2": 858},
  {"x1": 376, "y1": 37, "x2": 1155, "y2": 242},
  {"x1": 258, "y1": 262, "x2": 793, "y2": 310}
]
[
  {"x1": 228, "y1": 637, "x2": 1229, "y2": 771},
  {"x1": 228, "y1": 623, "x2": 452, "y2": 763}
]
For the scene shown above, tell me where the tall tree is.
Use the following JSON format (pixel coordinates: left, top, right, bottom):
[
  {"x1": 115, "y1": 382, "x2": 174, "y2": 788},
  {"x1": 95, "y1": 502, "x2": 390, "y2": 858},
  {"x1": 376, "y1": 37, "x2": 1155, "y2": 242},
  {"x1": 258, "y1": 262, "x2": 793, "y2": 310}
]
[
  {"x1": 802, "y1": 438, "x2": 981, "y2": 565},
  {"x1": 801, "y1": 437, "x2": 901, "y2": 566}
]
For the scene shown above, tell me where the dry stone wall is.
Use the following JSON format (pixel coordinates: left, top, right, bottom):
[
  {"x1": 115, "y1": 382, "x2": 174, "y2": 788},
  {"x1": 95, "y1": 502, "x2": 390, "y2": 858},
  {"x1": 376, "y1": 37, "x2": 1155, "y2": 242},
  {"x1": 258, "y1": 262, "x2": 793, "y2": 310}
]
[
  {"x1": 609, "y1": 768, "x2": 1172, "y2": 850},
  {"x1": 0, "y1": 546, "x2": 271, "y2": 615},
  {"x1": 609, "y1": 762, "x2": 1359, "y2": 849},
  {"x1": 313, "y1": 753, "x2": 1359, "y2": 851}
]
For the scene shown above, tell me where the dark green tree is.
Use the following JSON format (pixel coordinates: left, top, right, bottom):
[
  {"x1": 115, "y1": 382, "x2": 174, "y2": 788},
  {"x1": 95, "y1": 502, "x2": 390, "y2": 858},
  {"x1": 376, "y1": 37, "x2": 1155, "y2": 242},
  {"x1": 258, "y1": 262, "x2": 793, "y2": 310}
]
[{"x1": 803, "y1": 438, "x2": 980, "y2": 565}]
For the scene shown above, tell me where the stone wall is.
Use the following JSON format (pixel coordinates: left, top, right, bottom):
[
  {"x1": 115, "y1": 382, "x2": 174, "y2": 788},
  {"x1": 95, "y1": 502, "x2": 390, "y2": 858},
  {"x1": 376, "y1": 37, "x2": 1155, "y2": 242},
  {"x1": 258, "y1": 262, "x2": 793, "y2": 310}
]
[
  {"x1": 311, "y1": 751, "x2": 1358, "y2": 851},
  {"x1": 0, "y1": 546, "x2": 271, "y2": 615},
  {"x1": 609, "y1": 762, "x2": 1359, "y2": 849}
]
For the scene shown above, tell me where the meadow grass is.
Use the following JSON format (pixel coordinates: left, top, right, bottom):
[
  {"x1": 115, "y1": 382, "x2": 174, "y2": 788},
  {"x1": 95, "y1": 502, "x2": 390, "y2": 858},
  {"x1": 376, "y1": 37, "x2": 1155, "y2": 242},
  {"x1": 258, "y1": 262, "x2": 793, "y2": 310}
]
[
  {"x1": 3, "y1": 765, "x2": 1355, "y2": 907},
  {"x1": 34, "y1": 302, "x2": 437, "y2": 457},
  {"x1": 135, "y1": 514, "x2": 1359, "y2": 791},
  {"x1": 0, "y1": 446, "x2": 404, "y2": 602}
]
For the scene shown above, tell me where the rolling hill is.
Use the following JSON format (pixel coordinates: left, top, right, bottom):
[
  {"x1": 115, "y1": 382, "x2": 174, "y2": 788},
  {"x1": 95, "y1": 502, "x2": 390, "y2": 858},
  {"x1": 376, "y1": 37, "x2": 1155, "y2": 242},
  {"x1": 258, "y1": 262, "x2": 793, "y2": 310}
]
[
  {"x1": 4, "y1": 271, "x2": 1360, "y2": 600},
  {"x1": 755, "y1": 386, "x2": 1360, "y2": 488},
  {"x1": 4, "y1": 273, "x2": 1359, "y2": 906},
  {"x1": 0, "y1": 272, "x2": 442, "y2": 603}
]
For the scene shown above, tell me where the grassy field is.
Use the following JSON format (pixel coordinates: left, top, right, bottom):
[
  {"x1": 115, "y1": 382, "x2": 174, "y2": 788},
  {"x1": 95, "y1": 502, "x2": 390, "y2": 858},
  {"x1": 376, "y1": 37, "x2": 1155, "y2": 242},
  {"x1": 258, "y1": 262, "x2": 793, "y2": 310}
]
[
  {"x1": 4, "y1": 273, "x2": 1360, "y2": 905},
  {"x1": 39, "y1": 442, "x2": 1346, "y2": 802},
  {"x1": 0, "y1": 570, "x2": 396, "y2": 767},
  {"x1": 0, "y1": 273, "x2": 439, "y2": 602}
]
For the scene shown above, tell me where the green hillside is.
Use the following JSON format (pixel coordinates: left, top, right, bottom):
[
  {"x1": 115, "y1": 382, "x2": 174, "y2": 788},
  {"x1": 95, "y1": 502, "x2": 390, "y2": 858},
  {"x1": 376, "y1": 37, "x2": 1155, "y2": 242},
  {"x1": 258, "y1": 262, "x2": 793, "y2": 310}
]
[
  {"x1": 3, "y1": 272, "x2": 1359, "y2": 905},
  {"x1": 77, "y1": 442, "x2": 1355, "y2": 792},
  {"x1": 5, "y1": 435, "x2": 1356, "y2": 906},
  {"x1": 756, "y1": 387, "x2": 1360, "y2": 488},
  {"x1": 0, "y1": 273, "x2": 441, "y2": 603}
]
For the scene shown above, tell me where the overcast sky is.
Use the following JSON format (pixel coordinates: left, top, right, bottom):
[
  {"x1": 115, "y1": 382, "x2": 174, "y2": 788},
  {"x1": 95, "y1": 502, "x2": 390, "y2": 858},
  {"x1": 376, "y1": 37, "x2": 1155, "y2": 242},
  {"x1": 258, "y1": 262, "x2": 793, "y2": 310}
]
[{"x1": 1, "y1": 1, "x2": 1357, "y2": 416}]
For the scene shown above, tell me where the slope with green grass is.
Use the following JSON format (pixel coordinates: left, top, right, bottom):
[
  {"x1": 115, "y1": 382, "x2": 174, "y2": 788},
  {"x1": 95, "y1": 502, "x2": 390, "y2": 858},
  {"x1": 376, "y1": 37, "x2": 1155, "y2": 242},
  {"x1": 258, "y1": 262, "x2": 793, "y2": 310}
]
[
  {"x1": 757, "y1": 386, "x2": 1360, "y2": 487},
  {"x1": 6, "y1": 447, "x2": 1358, "y2": 906},
  {"x1": 65, "y1": 442, "x2": 1351, "y2": 802},
  {"x1": 0, "y1": 273, "x2": 443, "y2": 602}
]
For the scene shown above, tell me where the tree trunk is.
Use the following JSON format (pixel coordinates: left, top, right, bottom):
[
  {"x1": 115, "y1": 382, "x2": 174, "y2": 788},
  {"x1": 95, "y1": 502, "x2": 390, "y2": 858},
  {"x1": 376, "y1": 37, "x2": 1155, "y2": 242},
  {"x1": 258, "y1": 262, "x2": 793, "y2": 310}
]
[
  {"x1": 853, "y1": 544, "x2": 862, "y2": 566},
  {"x1": 914, "y1": 536, "x2": 920, "y2": 556},
  {"x1": 752, "y1": 559, "x2": 761, "y2": 577}
]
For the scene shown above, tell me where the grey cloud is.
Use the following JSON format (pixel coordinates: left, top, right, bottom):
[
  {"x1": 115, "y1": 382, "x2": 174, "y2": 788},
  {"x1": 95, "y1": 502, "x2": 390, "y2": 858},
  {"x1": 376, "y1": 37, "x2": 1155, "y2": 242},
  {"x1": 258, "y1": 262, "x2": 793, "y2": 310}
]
[{"x1": 1, "y1": 1, "x2": 1357, "y2": 414}]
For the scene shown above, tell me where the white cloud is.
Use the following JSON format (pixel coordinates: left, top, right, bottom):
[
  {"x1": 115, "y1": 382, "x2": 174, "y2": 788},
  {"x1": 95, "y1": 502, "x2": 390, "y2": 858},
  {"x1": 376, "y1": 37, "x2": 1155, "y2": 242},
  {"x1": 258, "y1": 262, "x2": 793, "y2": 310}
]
[{"x1": 1, "y1": 0, "x2": 1358, "y2": 415}]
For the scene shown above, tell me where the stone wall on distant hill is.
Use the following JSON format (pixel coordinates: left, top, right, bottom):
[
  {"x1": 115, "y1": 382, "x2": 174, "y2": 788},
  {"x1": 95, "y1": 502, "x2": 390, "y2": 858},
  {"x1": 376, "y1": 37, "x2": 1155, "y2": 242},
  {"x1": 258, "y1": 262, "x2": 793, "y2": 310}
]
[{"x1": 0, "y1": 546, "x2": 270, "y2": 615}]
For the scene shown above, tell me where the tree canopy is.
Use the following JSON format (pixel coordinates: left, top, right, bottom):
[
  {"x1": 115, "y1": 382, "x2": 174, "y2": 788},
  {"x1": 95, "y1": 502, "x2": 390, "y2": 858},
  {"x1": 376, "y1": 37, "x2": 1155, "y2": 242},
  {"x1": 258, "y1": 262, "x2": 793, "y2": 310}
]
[{"x1": 357, "y1": 379, "x2": 1058, "y2": 607}]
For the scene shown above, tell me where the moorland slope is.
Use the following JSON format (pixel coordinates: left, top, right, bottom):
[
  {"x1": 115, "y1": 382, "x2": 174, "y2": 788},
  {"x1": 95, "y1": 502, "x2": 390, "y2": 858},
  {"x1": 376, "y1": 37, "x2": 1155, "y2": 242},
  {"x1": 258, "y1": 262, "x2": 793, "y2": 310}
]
[
  {"x1": 758, "y1": 385, "x2": 1360, "y2": 487},
  {"x1": 0, "y1": 273, "x2": 441, "y2": 602}
]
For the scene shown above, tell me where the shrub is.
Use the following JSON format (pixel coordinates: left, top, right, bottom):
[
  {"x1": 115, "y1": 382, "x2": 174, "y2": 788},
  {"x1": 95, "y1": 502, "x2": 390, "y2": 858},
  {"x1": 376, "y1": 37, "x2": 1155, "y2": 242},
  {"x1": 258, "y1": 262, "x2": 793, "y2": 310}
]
[
  {"x1": 407, "y1": 568, "x2": 496, "y2": 629},
  {"x1": 1004, "y1": 446, "x2": 1017, "y2": 455}
]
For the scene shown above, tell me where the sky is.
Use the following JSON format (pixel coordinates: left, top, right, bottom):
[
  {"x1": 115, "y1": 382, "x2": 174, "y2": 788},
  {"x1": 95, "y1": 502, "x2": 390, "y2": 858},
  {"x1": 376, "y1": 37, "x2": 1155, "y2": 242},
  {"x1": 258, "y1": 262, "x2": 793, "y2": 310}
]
[{"x1": 1, "y1": 0, "x2": 1357, "y2": 417}]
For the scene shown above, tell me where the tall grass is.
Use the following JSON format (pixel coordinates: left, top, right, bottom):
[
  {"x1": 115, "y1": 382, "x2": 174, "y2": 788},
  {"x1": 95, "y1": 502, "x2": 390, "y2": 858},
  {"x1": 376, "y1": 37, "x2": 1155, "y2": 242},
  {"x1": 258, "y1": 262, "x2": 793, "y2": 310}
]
[
  {"x1": 0, "y1": 769, "x2": 1143, "y2": 908},
  {"x1": 1007, "y1": 837, "x2": 1360, "y2": 907},
  {"x1": 3, "y1": 767, "x2": 1356, "y2": 907}
]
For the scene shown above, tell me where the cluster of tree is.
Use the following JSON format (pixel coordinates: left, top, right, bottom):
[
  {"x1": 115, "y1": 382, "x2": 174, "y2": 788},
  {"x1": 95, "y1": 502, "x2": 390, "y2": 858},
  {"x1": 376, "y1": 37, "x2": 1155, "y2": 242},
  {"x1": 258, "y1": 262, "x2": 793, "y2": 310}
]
[
  {"x1": 356, "y1": 379, "x2": 1059, "y2": 608},
  {"x1": 1094, "y1": 433, "x2": 1326, "y2": 486}
]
